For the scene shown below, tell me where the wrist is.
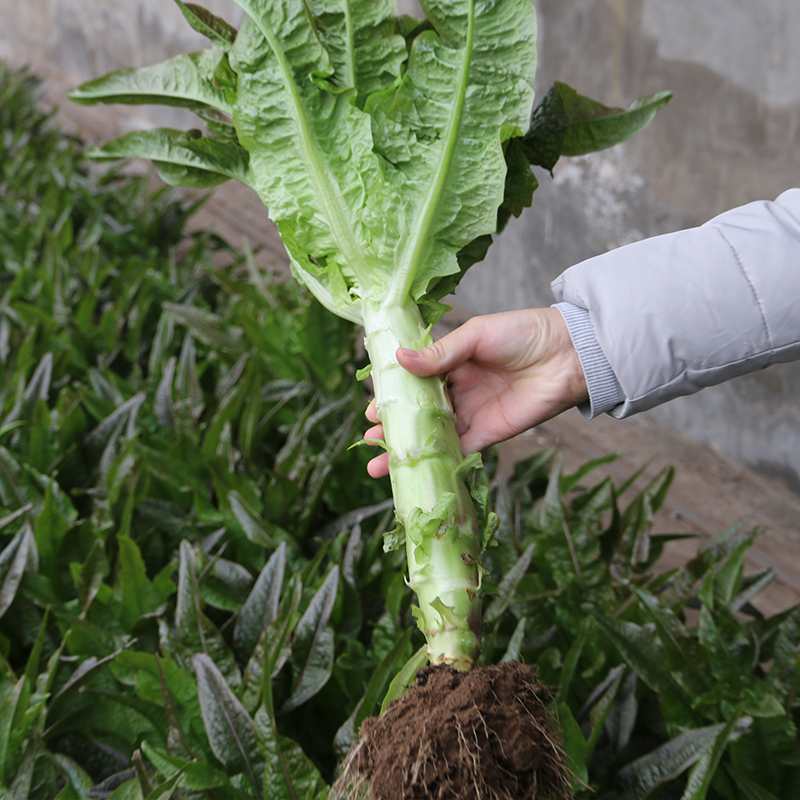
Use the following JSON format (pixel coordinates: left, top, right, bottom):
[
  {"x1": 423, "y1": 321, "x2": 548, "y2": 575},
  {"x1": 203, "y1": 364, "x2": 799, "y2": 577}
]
[{"x1": 552, "y1": 303, "x2": 623, "y2": 418}]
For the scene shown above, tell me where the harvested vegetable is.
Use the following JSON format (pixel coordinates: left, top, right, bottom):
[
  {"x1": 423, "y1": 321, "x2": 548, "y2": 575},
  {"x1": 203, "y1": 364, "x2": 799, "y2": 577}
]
[{"x1": 71, "y1": 0, "x2": 669, "y2": 795}]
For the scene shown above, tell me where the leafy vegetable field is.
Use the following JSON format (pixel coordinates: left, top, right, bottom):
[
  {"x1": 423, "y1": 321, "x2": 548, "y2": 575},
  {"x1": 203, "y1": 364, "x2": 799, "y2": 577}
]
[{"x1": 1, "y1": 59, "x2": 799, "y2": 800}]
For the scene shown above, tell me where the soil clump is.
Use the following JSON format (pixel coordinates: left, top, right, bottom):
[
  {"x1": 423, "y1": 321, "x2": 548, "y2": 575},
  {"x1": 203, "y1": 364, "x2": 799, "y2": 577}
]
[{"x1": 335, "y1": 661, "x2": 572, "y2": 800}]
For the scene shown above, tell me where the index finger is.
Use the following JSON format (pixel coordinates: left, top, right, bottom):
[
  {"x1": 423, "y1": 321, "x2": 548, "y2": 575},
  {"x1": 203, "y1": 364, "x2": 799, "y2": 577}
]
[{"x1": 365, "y1": 400, "x2": 379, "y2": 423}]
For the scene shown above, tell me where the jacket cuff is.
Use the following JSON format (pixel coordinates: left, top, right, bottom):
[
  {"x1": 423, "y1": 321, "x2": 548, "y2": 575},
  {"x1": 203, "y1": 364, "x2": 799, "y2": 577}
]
[{"x1": 553, "y1": 302, "x2": 625, "y2": 419}]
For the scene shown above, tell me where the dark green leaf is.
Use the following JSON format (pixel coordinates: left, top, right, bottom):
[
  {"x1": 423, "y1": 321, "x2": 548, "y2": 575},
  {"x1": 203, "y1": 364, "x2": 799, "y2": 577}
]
[
  {"x1": 193, "y1": 654, "x2": 261, "y2": 793},
  {"x1": 8, "y1": 739, "x2": 36, "y2": 800},
  {"x1": 559, "y1": 616, "x2": 593, "y2": 699},
  {"x1": 333, "y1": 628, "x2": 413, "y2": 759},
  {"x1": 173, "y1": 0, "x2": 238, "y2": 47},
  {"x1": 617, "y1": 723, "x2": 733, "y2": 800},
  {"x1": 681, "y1": 711, "x2": 747, "y2": 800},
  {"x1": 233, "y1": 542, "x2": 287, "y2": 658},
  {"x1": 164, "y1": 303, "x2": 243, "y2": 353},
  {"x1": 589, "y1": 607, "x2": 695, "y2": 718},
  {"x1": 282, "y1": 567, "x2": 339, "y2": 711},
  {"x1": 107, "y1": 776, "x2": 144, "y2": 800},
  {"x1": 175, "y1": 541, "x2": 240, "y2": 686},
  {"x1": 724, "y1": 764, "x2": 781, "y2": 800},
  {"x1": 0, "y1": 524, "x2": 34, "y2": 619},
  {"x1": 496, "y1": 137, "x2": 538, "y2": 233},
  {"x1": 77, "y1": 539, "x2": 108, "y2": 616},
  {"x1": 561, "y1": 87, "x2": 673, "y2": 156},
  {"x1": 484, "y1": 542, "x2": 535, "y2": 623},
  {"x1": 115, "y1": 535, "x2": 162, "y2": 630},
  {"x1": 523, "y1": 81, "x2": 672, "y2": 170},
  {"x1": 0, "y1": 678, "x2": 24, "y2": 785},
  {"x1": 633, "y1": 587, "x2": 710, "y2": 697},
  {"x1": 254, "y1": 705, "x2": 328, "y2": 800},
  {"x1": 557, "y1": 702, "x2": 589, "y2": 786}
]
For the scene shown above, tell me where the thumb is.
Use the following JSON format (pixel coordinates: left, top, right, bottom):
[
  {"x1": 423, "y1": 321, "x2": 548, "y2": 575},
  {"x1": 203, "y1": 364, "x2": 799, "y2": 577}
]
[{"x1": 396, "y1": 319, "x2": 481, "y2": 377}]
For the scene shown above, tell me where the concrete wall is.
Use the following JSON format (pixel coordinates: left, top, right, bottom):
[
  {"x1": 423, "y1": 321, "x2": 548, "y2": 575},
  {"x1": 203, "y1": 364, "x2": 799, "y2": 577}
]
[
  {"x1": 456, "y1": 0, "x2": 800, "y2": 491},
  {"x1": 3, "y1": 0, "x2": 800, "y2": 489}
]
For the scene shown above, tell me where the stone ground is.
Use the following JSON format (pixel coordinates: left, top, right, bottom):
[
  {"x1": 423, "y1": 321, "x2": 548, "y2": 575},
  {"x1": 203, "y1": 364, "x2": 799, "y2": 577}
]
[{"x1": 10, "y1": 41, "x2": 800, "y2": 617}]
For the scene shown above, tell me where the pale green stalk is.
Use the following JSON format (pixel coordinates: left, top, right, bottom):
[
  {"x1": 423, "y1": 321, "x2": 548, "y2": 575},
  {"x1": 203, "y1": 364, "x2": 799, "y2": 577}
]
[{"x1": 362, "y1": 299, "x2": 482, "y2": 670}]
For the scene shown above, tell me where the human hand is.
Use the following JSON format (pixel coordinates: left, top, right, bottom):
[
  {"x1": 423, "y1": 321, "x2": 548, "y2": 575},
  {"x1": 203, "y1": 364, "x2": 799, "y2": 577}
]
[{"x1": 364, "y1": 307, "x2": 589, "y2": 478}]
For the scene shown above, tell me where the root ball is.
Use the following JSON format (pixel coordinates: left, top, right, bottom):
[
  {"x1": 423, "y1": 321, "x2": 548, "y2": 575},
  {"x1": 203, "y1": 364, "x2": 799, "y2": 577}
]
[{"x1": 335, "y1": 661, "x2": 573, "y2": 800}]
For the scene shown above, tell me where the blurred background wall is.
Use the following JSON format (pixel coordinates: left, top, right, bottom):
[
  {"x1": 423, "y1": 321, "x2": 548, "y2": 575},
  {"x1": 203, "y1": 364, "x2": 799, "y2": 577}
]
[{"x1": 2, "y1": 0, "x2": 800, "y2": 490}]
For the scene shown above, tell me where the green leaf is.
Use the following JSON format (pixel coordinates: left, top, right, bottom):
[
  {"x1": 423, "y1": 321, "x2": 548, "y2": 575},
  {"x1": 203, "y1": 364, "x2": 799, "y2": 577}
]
[
  {"x1": 88, "y1": 129, "x2": 252, "y2": 189},
  {"x1": 76, "y1": 539, "x2": 108, "y2": 616},
  {"x1": 233, "y1": 542, "x2": 287, "y2": 658},
  {"x1": 254, "y1": 705, "x2": 328, "y2": 800},
  {"x1": 224, "y1": 0, "x2": 536, "y2": 323},
  {"x1": 500, "y1": 617, "x2": 527, "y2": 663},
  {"x1": 115, "y1": 535, "x2": 162, "y2": 630},
  {"x1": 680, "y1": 711, "x2": 747, "y2": 800},
  {"x1": 588, "y1": 606, "x2": 695, "y2": 719},
  {"x1": 173, "y1": 0, "x2": 238, "y2": 48},
  {"x1": 495, "y1": 137, "x2": 538, "y2": 233},
  {"x1": 379, "y1": 644, "x2": 427, "y2": 715},
  {"x1": 561, "y1": 87, "x2": 673, "y2": 157},
  {"x1": 559, "y1": 615, "x2": 593, "y2": 699},
  {"x1": 0, "y1": 448, "x2": 40, "y2": 514},
  {"x1": 633, "y1": 587, "x2": 711, "y2": 697},
  {"x1": 484, "y1": 542, "x2": 535, "y2": 624},
  {"x1": 731, "y1": 566, "x2": 776, "y2": 611},
  {"x1": 582, "y1": 665, "x2": 625, "y2": 758},
  {"x1": 617, "y1": 722, "x2": 737, "y2": 800},
  {"x1": 522, "y1": 81, "x2": 672, "y2": 170},
  {"x1": 557, "y1": 702, "x2": 589, "y2": 786},
  {"x1": 8, "y1": 740, "x2": 36, "y2": 800},
  {"x1": 560, "y1": 452, "x2": 620, "y2": 494},
  {"x1": 724, "y1": 764, "x2": 781, "y2": 800},
  {"x1": 107, "y1": 777, "x2": 144, "y2": 800},
  {"x1": 0, "y1": 678, "x2": 24, "y2": 785},
  {"x1": 305, "y1": 0, "x2": 406, "y2": 102},
  {"x1": 163, "y1": 303, "x2": 243, "y2": 352},
  {"x1": 0, "y1": 525, "x2": 34, "y2": 620},
  {"x1": 228, "y1": 490, "x2": 292, "y2": 550},
  {"x1": 241, "y1": 575, "x2": 304, "y2": 713},
  {"x1": 46, "y1": 649, "x2": 124, "y2": 728},
  {"x1": 769, "y1": 605, "x2": 800, "y2": 685},
  {"x1": 51, "y1": 754, "x2": 94, "y2": 800},
  {"x1": 605, "y1": 669, "x2": 638, "y2": 755},
  {"x1": 333, "y1": 628, "x2": 413, "y2": 759},
  {"x1": 175, "y1": 541, "x2": 240, "y2": 686},
  {"x1": 84, "y1": 393, "x2": 145, "y2": 459},
  {"x1": 193, "y1": 654, "x2": 261, "y2": 793},
  {"x1": 69, "y1": 50, "x2": 232, "y2": 112},
  {"x1": 714, "y1": 536, "x2": 752, "y2": 605},
  {"x1": 282, "y1": 567, "x2": 339, "y2": 711}
]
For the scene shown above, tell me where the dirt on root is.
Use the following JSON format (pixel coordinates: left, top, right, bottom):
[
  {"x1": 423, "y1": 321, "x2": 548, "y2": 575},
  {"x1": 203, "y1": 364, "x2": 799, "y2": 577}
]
[{"x1": 335, "y1": 661, "x2": 573, "y2": 800}]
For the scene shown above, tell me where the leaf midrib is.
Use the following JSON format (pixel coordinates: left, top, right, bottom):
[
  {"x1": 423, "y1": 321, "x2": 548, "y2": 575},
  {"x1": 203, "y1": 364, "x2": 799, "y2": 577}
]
[
  {"x1": 241, "y1": 1, "x2": 373, "y2": 292},
  {"x1": 388, "y1": 1, "x2": 477, "y2": 305}
]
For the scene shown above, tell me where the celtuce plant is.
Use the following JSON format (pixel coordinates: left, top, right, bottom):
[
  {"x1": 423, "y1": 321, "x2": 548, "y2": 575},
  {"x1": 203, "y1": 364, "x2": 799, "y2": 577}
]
[{"x1": 70, "y1": 0, "x2": 669, "y2": 672}]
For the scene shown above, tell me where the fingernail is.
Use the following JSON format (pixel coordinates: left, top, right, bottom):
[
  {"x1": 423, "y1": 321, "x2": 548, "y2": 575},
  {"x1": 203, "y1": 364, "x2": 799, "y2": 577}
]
[{"x1": 399, "y1": 347, "x2": 420, "y2": 358}]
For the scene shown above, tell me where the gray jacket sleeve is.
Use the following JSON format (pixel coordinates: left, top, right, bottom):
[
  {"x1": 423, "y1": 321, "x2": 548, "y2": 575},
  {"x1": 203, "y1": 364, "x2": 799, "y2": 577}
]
[{"x1": 551, "y1": 188, "x2": 800, "y2": 419}]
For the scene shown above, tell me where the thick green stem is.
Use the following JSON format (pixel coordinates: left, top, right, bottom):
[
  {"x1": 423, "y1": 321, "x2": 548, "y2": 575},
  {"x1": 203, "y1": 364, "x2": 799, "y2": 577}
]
[{"x1": 362, "y1": 300, "x2": 482, "y2": 671}]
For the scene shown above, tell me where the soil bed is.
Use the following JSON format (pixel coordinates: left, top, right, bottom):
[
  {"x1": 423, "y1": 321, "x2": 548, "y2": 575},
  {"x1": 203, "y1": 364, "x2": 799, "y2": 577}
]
[{"x1": 337, "y1": 661, "x2": 572, "y2": 800}]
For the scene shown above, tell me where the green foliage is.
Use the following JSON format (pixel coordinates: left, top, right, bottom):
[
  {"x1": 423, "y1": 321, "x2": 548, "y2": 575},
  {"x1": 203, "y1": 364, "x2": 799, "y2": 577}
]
[
  {"x1": 2, "y1": 61, "x2": 796, "y2": 800},
  {"x1": 69, "y1": 0, "x2": 669, "y2": 329},
  {"x1": 522, "y1": 82, "x2": 673, "y2": 172}
]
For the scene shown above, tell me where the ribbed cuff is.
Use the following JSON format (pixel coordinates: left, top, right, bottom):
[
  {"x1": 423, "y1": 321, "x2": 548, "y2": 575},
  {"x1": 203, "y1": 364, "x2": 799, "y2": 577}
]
[{"x1": 553, "y1": 302, "x2": 625, "y2": 419}]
